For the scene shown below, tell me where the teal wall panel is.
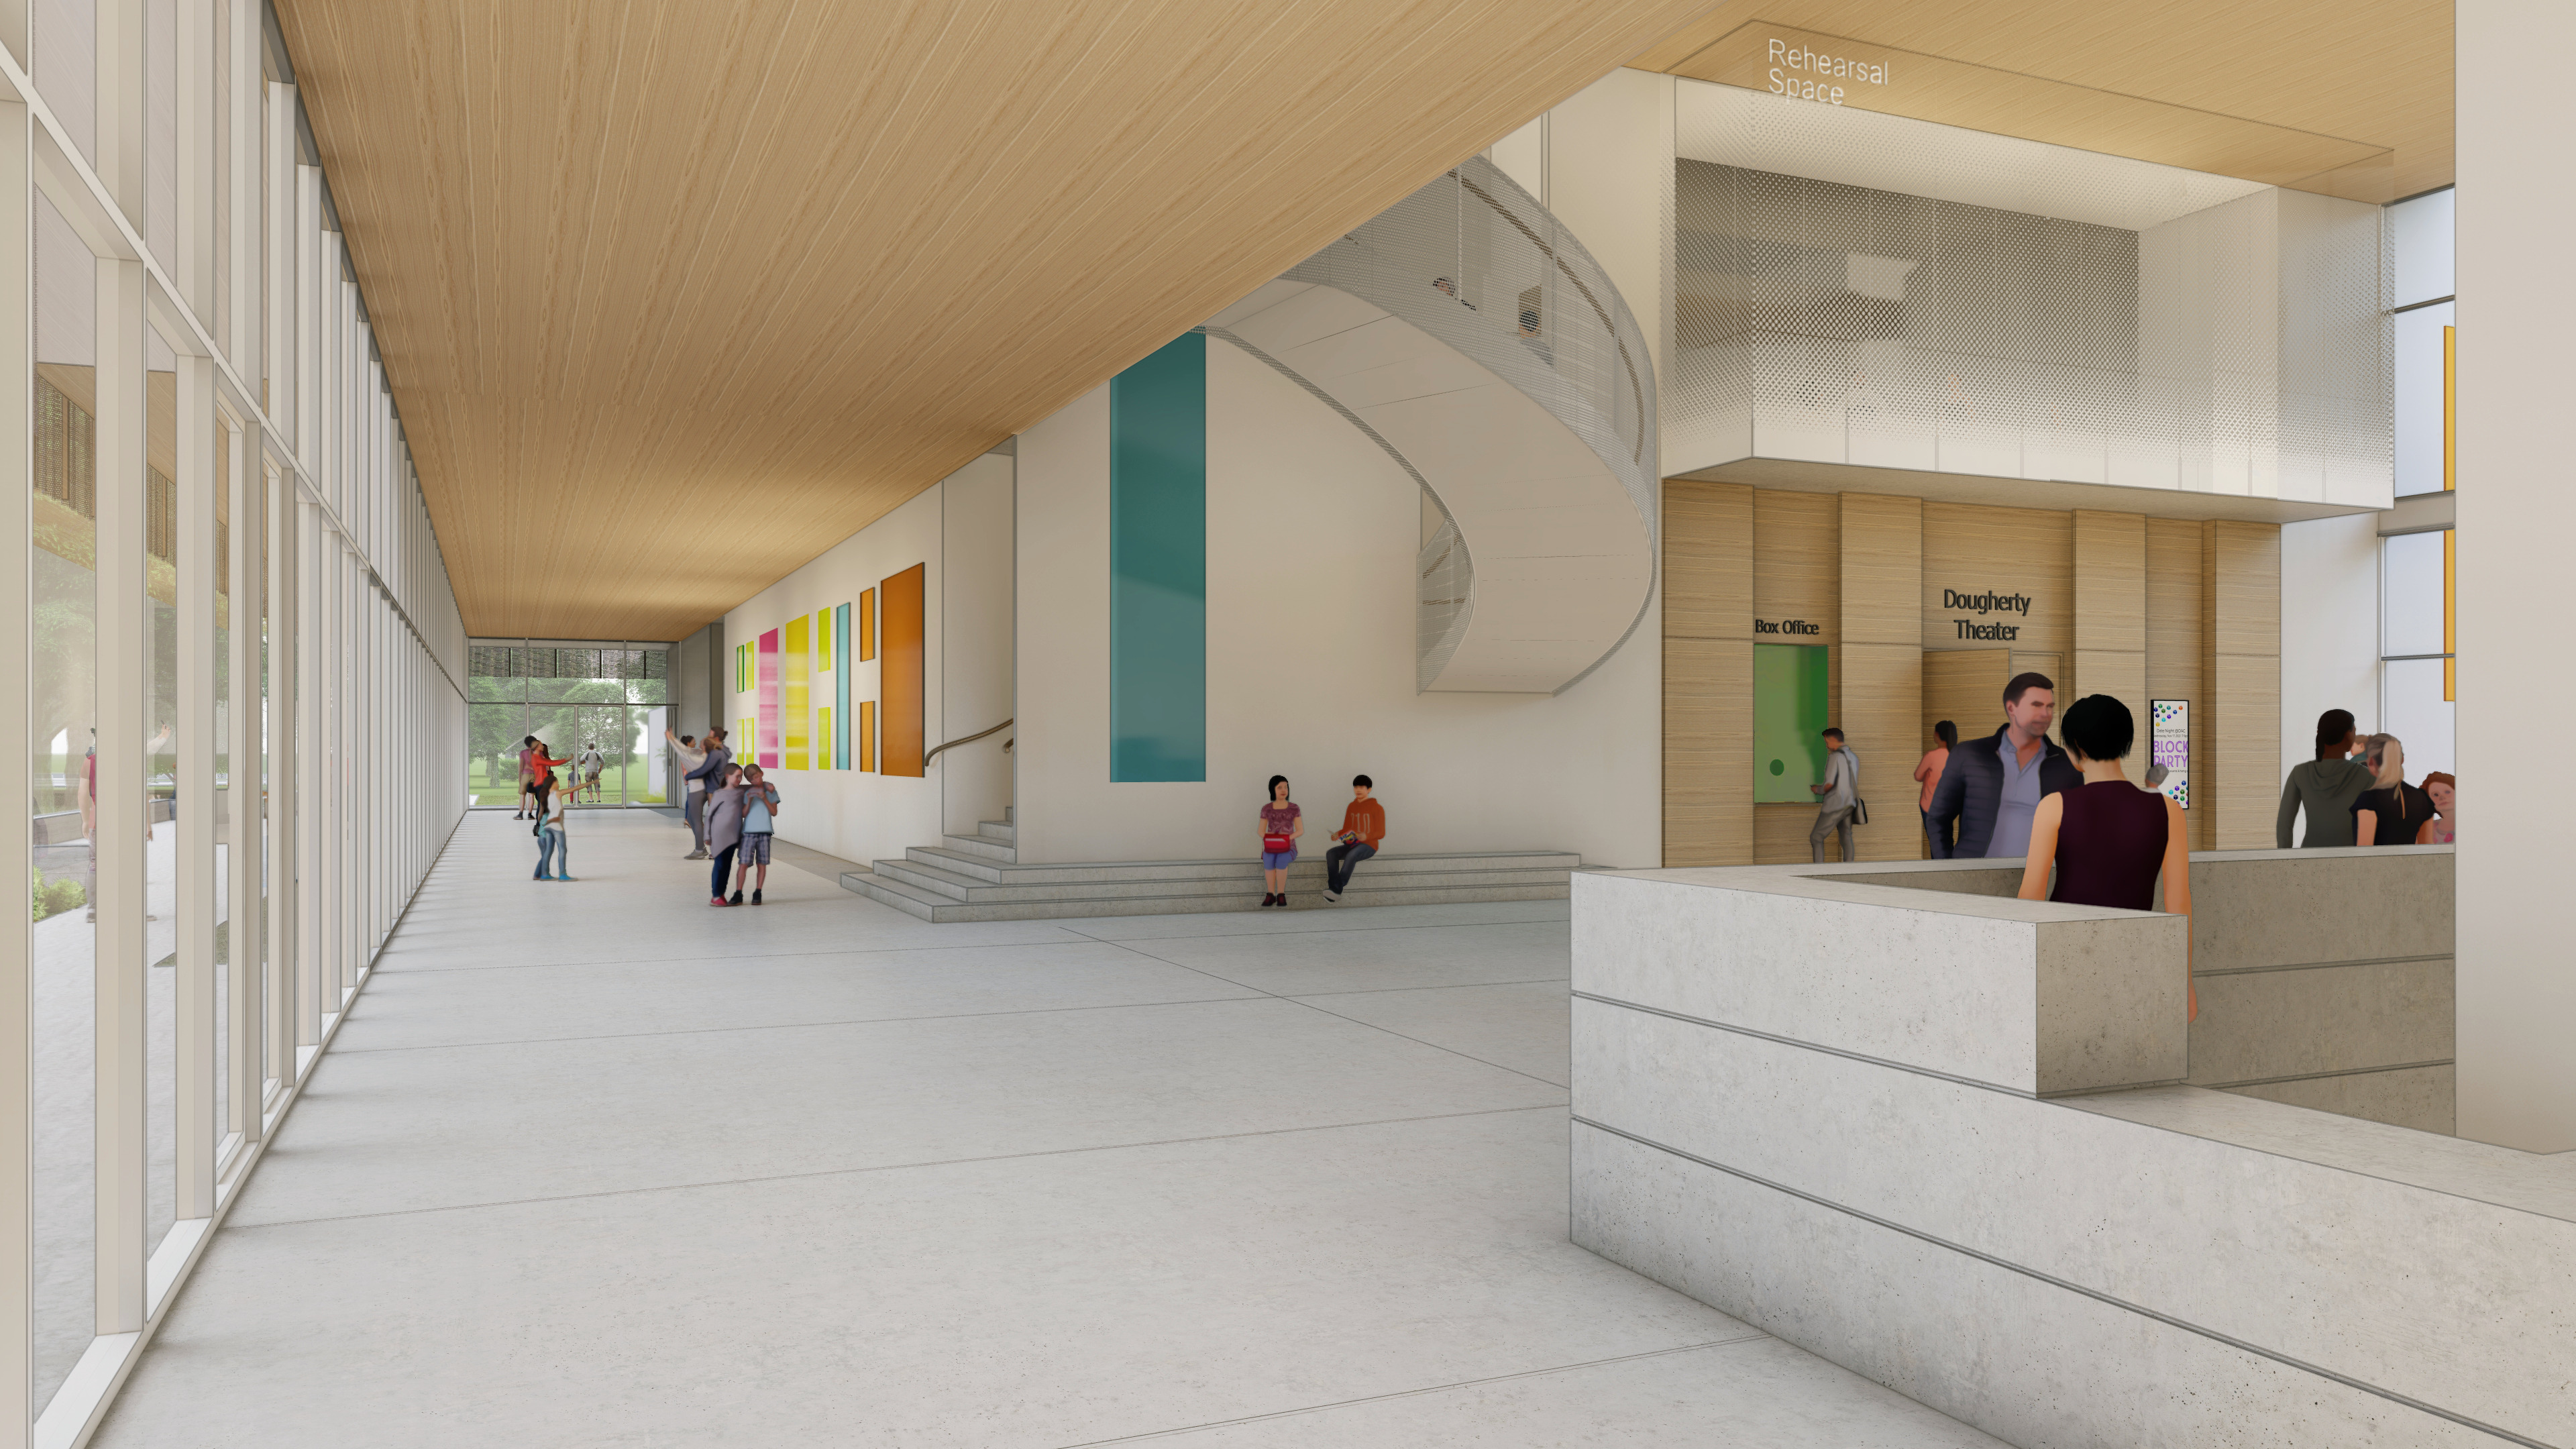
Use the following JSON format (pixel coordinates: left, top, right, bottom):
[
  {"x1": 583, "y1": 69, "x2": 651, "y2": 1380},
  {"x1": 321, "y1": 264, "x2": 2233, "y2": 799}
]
[
  {"x1": 1110, "y1": 332, "x2": 1207, "y2": 782},
  {"x1": 834, "y1": 602, "x2": 852, "y2": 769}
]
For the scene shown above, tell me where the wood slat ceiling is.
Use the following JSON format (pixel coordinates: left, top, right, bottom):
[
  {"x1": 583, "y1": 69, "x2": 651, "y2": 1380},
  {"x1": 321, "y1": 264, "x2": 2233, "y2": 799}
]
[
  {"x1": 275, "y1": 0, "x2": 1723, "y2": 641},
  {"x1": 1631, "y1": 1, "x2": 2451, "y2": 201}
]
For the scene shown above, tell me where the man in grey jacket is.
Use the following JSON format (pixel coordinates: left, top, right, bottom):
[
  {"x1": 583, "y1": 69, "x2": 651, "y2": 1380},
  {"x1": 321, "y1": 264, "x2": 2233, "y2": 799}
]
[
  {"x1": 2277, "y1": 709, "x2": 2375, "y2": 848},
  {"x1": 1809, "y1": 727, "x2": 1860, "y2": 863}
]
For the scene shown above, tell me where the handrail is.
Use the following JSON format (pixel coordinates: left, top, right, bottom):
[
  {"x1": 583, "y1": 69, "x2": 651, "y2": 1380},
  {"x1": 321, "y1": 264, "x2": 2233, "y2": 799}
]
[{"x1": 924, "y1": 718, "x2": 1013, "y2": 766}]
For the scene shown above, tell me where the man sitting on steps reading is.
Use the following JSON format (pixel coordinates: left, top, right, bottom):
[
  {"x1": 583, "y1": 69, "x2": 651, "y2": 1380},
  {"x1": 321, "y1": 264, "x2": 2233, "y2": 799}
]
[{"x1": 1322, "y1": 775, "x2": 1385, "y2": 904}]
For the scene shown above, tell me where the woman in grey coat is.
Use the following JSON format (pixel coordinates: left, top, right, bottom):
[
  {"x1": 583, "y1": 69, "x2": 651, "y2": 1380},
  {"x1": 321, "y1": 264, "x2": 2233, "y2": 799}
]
[
  {"x1": 703, "y1": 765, "x2": 749, "y2": 905},
  {"x1": 2276, "y1": 710, "x2": 2376, "y2": 848}
]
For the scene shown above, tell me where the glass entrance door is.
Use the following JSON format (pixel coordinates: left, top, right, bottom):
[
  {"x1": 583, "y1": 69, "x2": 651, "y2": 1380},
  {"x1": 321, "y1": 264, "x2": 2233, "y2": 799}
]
[{"x1": 539, "y1": 704, "x2": 667, "y2": 808}]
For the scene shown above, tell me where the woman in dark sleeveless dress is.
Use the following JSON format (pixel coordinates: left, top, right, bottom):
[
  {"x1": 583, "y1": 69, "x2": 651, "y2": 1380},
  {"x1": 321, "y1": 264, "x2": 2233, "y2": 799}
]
[{"x1": 2016, "y1": 695, "x2": 2196, "y2": 1021}]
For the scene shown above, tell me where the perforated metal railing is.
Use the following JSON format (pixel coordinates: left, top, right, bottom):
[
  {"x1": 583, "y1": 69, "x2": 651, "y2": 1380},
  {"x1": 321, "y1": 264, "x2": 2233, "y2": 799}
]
[{"x1": 1279, "y1": 154, "x2": 1660, "y2": 690}]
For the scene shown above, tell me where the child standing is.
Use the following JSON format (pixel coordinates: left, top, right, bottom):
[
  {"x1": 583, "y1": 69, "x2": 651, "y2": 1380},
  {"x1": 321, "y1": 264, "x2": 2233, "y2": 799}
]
[
  {"x1": 731, "y1": 765, "x2": 781, "y2": 905},
  {"x1": 535, "y1": 770, "x2": 571, "y2": 880}
]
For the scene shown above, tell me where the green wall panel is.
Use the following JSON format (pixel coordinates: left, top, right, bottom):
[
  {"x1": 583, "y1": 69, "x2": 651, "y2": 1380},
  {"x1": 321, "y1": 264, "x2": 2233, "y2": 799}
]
[{"x1": 1754, "y1": 643, "x2": 1830, "y2": 803}]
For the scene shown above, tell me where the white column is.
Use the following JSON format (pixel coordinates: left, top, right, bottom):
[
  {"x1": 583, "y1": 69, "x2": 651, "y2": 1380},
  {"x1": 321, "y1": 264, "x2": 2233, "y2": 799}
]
[
  {"x1": 175, "y1": 354, "x2": 218, "y2": 1219},
  {"x1": 2455, "y1": 0, "x2": 2576, "y2": 1152},
  {"x1": 294, "y1": 503, "x2": 321, "y2": 1050},
  {"x1": 224, "y1": 423, "x2": 260, "y2": 1147},
  {"x1": 262, "y1": 459, "x2": 294, "y2": 1091},
  {"x1": 263, "y1": 82, "x2": 294, "y2": 435},
  {"x1": 0, "y1": 89, "x2": 35, "y2": 1449},
  {"x1": 94, "y1": 251, "x2": 150, "y2": 1337}
]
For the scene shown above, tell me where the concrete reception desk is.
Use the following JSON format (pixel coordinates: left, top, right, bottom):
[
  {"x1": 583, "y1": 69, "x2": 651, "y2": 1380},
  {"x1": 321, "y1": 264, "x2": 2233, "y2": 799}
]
[{"x1": 1571, "y1": 849, "x2": 2575, "y2": 1448}]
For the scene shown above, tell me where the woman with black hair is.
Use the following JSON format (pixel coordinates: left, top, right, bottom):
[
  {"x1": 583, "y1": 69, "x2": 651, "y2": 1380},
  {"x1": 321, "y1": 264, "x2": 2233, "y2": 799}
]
[
  {"x1": 2017, "y1": 694, "x2": 2196, "y2": 1021},
  {"x1": 1257, "y1": 775, "x2": 1302, "y2": 908}
]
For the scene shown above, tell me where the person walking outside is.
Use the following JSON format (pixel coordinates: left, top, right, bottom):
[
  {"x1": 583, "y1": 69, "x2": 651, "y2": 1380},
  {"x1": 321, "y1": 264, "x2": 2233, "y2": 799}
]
[
  {"x1": 513, "y1": 735, "x2": 539, "y2": 818},
  {"x1": 1258, "y1": 775, "x2": 1302, "y2": 908},
  {"x1": 1915, "y1": 720, "x2": 1956, "y2": 857},
  {"x1": 681, "y1": 727, "x2": 733, "y2": 861},
  {"x1": 2352, "y1": 735, "x2": 2434, "y2": 847},
  {"x1": 704, "y1": 763, "x2": 748, "y2": 906},
  {"x1": 1927, "y1": 672, "x2": 2082, "y2": 859},
  {"x1": 2417, "y1": 772, "x2": 2456, "y2": 844},
  {"x1": 535, "y1": 770, "x2": 572, "y2": 881},
  {"x1": 578, "y1": 743, "x2": 607, "y2": 804},
  {"x1": 730, "y1": 765, "x2": 781, "y2": 906},
  {"x1": 1322, "y1": 775, "x2": 1385, "y2": 904},
  {"x1": 2276, "y1": 709, "x2": 2375, "y2": 848},
  {"x1": 667, "y1": 729, "x2": 709, "y2": 857},
  {"x1": 2016, "y1": 695, "x2": 2194, "y2": 1022},
  {"x1": 1809, "y1": 728, "x2": 1861, "y2": 863}
]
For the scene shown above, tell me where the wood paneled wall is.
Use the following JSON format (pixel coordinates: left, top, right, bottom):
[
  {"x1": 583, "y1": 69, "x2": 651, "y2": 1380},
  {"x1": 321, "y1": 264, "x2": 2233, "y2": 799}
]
[
  {"x1": 2145, "y1": 519, "x2": 2212, "y2": 850},
  {"x1": 1664, "y1": 482, "x2": 1753, "y2": 866},
  {"x1": 2206, "y1": 523, "x2": 2282, "y2": 849},
  {"x1": 2073, "y1": 511, "x2": 2148, "y2": 768},
  {"x1": 1662, "y1": 486, "x2": 2277, "y2": 865},
  {"x1": 1752, "y1": 492, "x2": 1840, "y2": 862},
  {"x1": 1839, "y1": 495, "x2": 1921, "y2": 861}
]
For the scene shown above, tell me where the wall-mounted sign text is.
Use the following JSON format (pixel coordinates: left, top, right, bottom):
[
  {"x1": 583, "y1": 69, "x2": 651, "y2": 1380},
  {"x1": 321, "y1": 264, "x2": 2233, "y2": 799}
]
[
  {"x1": 1769, "y1": 39, "x2": 1891, "y2": 107},
  {"x1": 1944, "y1": 588, "x2": 2031, "y2": 641},
  {"x1": 1755, "y1": 618, "x2": 1823, "y2": 637}
]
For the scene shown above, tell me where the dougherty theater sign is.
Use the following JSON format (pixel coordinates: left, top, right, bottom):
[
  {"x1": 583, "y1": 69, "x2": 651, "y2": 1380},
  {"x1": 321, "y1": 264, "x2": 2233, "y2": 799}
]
[{"x1": 1946, "y1": 588, "x2": 2031, "y2": 641}]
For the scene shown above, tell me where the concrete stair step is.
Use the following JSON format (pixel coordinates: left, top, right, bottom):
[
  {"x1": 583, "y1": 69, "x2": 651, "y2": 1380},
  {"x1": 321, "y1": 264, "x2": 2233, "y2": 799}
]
[
  {"x1": 840, "y1": 870, "x2": 950, "y2": 920},
  {"x1": 977, "y1": 819, "x2": 1015, "y2": 844},
  {"x1": 839, "y1": 872, "x2": 1566, "y2": 923},
  {"x1": 939, "y1": 833, "x2": 1016, "y2": 865},
  {"x1": 900, "y1": 847, "x2": 1577, "y2": 888},
  {"x1": 875, "y1": 857, "x2": 1569, "y2": 905}
]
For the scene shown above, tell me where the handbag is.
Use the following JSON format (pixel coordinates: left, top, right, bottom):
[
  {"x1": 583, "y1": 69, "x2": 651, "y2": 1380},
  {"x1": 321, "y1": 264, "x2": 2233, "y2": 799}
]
[
  {"x1": 1263, "y1": 834, "x2": 1293, "y2": 853},
  {"x1": 1851, "y1": 797, "x2": 1870, "y2": 826}
]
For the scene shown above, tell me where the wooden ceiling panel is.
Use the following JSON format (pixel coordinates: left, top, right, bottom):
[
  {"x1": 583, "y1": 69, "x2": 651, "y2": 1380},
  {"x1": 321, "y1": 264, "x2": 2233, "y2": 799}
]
[
  {"x1": 1632, "y1": 1, "x2": 2451, "y2": 201},
  {"x1": 278, "y1": 0, "x2": 1724, "y2": 639}
]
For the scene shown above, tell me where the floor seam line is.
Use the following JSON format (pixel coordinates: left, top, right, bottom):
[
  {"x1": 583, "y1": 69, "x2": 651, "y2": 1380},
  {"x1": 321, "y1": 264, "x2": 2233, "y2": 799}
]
[
  {"x1": 223, "y1": 1103, "x2": 1572, "y2": 1231},
  {"x1": 326, "y1": 993, "x2": 1279, "y2": 1054},
  {"x1": 1054, "y1": 913, "x2": 1566, "y2": 947},
  {"x1": 371, "y1": 933, "x2": 1109, "y2": 975},
  {"x1": 1046, "y1": 1335, "x2": 1772, "y2": 1446}
]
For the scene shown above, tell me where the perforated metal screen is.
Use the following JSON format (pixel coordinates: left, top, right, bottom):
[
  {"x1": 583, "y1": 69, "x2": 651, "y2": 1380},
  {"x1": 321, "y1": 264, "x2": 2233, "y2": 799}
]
[{"x1": 1667, "y1": 156, "x2": 2389, "y2": 501}]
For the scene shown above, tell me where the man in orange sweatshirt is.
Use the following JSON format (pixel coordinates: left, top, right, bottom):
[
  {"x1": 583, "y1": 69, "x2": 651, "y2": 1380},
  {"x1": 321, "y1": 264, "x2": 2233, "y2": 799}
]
[{"x1": 1322, "y1": 775, "x2": 1386, "y2": 903}]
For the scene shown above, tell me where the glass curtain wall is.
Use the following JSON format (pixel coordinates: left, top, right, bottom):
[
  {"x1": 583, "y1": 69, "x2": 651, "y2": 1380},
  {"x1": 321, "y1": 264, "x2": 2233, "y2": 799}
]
[
  {"x1": 2383, "y1": 187, "x2": 2454, "y2": 778},
  {"x1": 5, "y1": 4, "x2": 471, "y2": 1440},
  {"x1": 466, "y1": 643, "x2": 672, "y2": 808}
]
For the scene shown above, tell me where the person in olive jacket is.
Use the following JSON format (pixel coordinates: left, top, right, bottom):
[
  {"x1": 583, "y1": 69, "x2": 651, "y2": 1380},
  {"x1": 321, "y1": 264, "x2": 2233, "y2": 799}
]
[{"x1": 1927, "y1": 672, "x2": 2084, "y2": 859}]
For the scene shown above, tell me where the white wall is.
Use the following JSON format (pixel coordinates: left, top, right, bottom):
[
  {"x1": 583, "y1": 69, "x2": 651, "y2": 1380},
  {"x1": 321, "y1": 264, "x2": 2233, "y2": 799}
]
[
  {"x1": 1014, "y1": 342, "x2": 1664, "y2": 867},
  {"x1": 2456, "y1": 0, "x2": 2574, "y2": 1152},
  {"x1": 941, "y1": 455, "x2": 1015, "y2": 835},
  {"x1": 1548, "y1": 67, "x2": 1674, "y2": 380},
  {"x1": 2277, "y1": 513, "x2": 2381, "y2": 786},
  {"x1": 720, "y1": 458, "x2": 1010, "y2": 868}
]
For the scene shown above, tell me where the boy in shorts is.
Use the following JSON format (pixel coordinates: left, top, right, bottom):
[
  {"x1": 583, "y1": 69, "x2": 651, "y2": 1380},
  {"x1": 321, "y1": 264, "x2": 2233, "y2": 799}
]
[{"x1": 731, "y1": 764, "x2": 781, "y2": 905}]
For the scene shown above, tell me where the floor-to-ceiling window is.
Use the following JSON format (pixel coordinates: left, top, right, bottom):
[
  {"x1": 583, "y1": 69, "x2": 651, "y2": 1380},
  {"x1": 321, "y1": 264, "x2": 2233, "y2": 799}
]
[
  {"x1": 2383, "y1": 186, "x2": 2454, "y2": 779},
  {"x1": 466, "y1": 642, "x2": 672, "y2": 809},
  {"x1": 5, "y1": 7, "x2": 470, "y2": 1441}
]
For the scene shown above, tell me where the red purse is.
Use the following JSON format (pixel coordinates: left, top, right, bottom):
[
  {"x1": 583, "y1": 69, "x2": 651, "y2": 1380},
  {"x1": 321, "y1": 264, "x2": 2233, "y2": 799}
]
[{"x1": 1263, "y1": 835, "x2": 1293, "y2": 853}]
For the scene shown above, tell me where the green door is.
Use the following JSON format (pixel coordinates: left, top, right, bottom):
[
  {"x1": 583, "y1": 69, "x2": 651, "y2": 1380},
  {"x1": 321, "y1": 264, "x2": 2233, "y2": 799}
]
[{"x1": 1754, "y1": 643, "x2": 1829, "y2": 804}]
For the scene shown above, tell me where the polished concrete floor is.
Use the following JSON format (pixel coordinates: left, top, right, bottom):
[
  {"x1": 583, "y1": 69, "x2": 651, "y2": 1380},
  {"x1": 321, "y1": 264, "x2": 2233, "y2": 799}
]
[{"x1": 93, "y1": 809, "x2": 2001, "y2": 1447}]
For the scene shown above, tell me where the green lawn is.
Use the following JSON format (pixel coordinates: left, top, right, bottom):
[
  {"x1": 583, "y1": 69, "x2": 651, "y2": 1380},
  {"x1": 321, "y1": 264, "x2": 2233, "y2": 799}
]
[{"x1": 470, "y1": 757, "x2": 666, "y2": 808}]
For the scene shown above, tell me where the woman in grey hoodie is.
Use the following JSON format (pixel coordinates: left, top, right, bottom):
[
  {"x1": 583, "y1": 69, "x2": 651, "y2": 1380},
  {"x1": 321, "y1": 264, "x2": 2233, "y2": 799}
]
[{"x1": 2276, "y1": 709, "x2": 2376, "y2": 848}]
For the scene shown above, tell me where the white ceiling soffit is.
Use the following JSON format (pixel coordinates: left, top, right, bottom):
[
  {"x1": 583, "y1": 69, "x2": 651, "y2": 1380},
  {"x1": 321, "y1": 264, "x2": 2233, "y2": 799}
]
[{"x1": 1675, "y1": 77, "x2": 2271, "y2": 232}]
